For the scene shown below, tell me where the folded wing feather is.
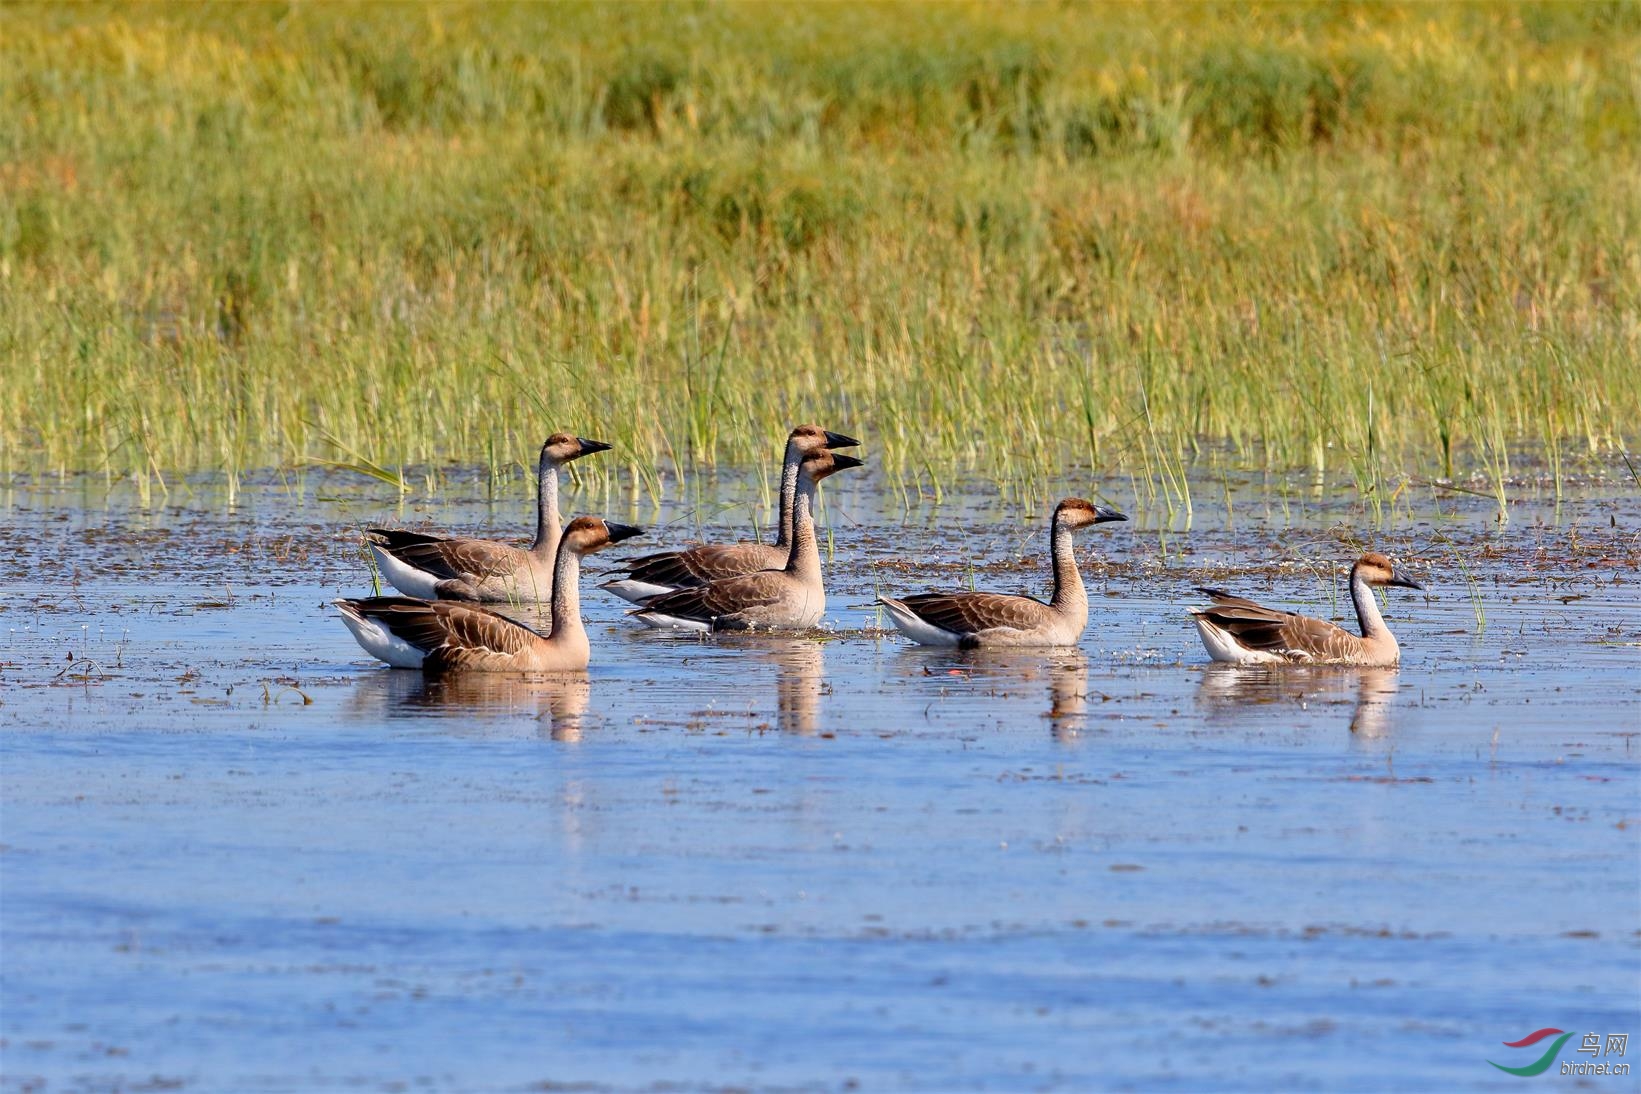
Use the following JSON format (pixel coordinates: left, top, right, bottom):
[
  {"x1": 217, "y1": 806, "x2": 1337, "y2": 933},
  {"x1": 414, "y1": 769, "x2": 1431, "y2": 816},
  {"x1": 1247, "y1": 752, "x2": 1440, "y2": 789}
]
[
  {"x1": 899, "y1": 591, "x2": 1054, "y2": 638},
  {"x1": 1190, "y1": 588, "x2": 1355, "y2": 661},
  {"x1": 359, "y1": 597, "x2": 541, "y2": 669},
  {"x1": 639, "y1": 571, "x2": 788, "y2": 624},
  {"x1": 616, "y1": 542, "x2": 778, "y2": 589},
  {"x1": 369, "y1": 530, "x2": 527, "y2": 584}
]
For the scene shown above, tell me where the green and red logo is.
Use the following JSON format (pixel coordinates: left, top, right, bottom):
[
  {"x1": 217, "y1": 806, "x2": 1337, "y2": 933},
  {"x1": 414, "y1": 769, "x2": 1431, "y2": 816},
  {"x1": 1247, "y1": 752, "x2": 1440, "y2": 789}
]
[{"x1": 1489, "y1": 1029, "x2": 1574, "y2": 1076}]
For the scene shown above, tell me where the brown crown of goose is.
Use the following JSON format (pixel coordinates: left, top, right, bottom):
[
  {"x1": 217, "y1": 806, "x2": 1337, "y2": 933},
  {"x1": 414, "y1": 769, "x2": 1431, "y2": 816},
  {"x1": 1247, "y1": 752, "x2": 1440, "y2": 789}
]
[
  {"x1": 543, "y1": 432, "x2": 595, "y2": 461},
  {"x1": 1053, "y1": 498, "x2": 1104, "y2": 527},
  {"x1": 798, "y1": 447, "x2": 861, "y2": 482},
  {"x1": 562, "y1": 516, "x2": 614, "y2": 552},
  {"x1": 788, "y1": 424, "x2": 834, "y2": 451},
  {"x1": 1354, "y1": 552, "x2": 1398, "y2": 583}
]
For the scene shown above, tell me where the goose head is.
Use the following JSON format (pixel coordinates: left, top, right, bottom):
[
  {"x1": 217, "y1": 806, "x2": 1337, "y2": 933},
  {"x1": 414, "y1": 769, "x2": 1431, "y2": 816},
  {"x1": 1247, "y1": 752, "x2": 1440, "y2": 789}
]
[
  {"x1": 1353, "y1": 552, "x2": 1422, "y2": 590},
  {"x1": 542, "y1": 432, "x2": 614, "y2": 466},
  {"x1": 788, "y1": 423, "x2": 862, "y2": 454},
  {"x1": 1053, "y1": 497, "x2": 1128, "y2": 529},
  {"x1": 798, "y1": 448, "x2": 865, "y2": 484},
  {"x1": 561, "y1": 516, "x2": 645, "y2": 557}
]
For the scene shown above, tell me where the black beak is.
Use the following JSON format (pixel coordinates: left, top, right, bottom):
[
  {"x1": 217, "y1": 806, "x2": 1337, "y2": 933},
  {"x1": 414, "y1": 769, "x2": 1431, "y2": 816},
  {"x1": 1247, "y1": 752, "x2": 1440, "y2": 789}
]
[
  {"x1": 823, "y1": 430, "x2": 862, "y2": 449},
  {"x1": 1094, "y1": 505, "x2": 1128, "y2": 523},
  {"x1": 576, "y1": 437, "x2": 614, "y2": 455},
  {"x1": 603, "y1": 521, "x2": 644, "y2": 544},
  {"x1": 1389, "y1": 567, "x2": 1422, "y2": 590},
  {"x1": 831, "y1": 453, "x2": 865, "y2": 471}
]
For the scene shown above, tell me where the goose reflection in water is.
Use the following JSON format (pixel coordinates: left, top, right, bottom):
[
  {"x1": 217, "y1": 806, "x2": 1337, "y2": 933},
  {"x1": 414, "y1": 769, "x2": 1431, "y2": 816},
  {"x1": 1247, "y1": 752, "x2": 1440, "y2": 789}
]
[
  {"x1": 1195, "y1": 664, "x2": 1402, "y2": 739},
  {"x1": 346, "y1": 669, "x2": 592, "y2": 740},
  {"x1": 769, "y1": 639, "x2": 826, "y2": 736},
  {"x1": 1044, "y1": 649, "x2": 1091, "y2": 741},
  {"x1": 894, "y1": 646, "x2": 1091, "y2": 741}
]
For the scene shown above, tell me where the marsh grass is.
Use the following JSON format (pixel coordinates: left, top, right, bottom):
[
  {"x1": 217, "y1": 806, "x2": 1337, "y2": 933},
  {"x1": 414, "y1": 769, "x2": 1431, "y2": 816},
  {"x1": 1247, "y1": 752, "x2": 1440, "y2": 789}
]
[
  {"x1": 1, "y1": 2, "x2": 1637, "y2": 504},
  {"x1": 1433, "y1": 532, "x2": 1489, "y2": 633}
]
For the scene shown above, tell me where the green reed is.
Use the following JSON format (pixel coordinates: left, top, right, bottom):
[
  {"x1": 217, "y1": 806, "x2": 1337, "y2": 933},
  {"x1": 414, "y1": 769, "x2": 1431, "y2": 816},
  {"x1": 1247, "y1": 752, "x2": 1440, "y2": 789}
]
[{"x1": 1, "y1": 2, "x2": 1637, "y2": 499}]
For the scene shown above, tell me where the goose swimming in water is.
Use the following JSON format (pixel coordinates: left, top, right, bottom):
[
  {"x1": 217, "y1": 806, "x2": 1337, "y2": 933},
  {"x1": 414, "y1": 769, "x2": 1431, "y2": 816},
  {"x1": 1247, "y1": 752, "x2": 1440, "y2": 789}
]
[
  {"x1": 601, "y1": 424, "x2": 860, "y2": 603},
  {"x1": 1188, "y1": 552, "x2": 1422, "y2": 666},
  {"x1": 367, "y1": 432, "x2": 611, "y2": 602},
  {"x1": 877, "y1": 498, "x2": 1128, "y2": 648},
  {"x1": 630, "y1": 448, "x2": 863, "y2": 632},
  {"x1": 336, "y1": 517, "x2": 643, "y2": 672}
]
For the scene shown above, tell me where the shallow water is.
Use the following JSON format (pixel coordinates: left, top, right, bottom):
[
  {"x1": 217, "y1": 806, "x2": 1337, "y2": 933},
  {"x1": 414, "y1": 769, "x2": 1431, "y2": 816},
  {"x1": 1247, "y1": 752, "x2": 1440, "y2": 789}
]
[{"x1": 2, "y1": 465, "x2": 1638, "y2": 1091}]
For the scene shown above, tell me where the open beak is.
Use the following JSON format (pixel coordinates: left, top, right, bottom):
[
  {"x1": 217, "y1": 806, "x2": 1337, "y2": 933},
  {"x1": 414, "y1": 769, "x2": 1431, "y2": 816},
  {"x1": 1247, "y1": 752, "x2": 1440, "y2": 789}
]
[
  {"x1": 603, "y1": 521, "x2": 645, "y2": 544},
  {"x1": 1094, "y1": 505, "x2": 1129, "y2": 523},
  {"x1": 823, "y1": 430, "x2": 862, "y2": 449},
  {"x1": 1389, "y1": 567, "x2": 1422, "y2": 590},
  {"x1": 830, "y1": 453, "x2": 865, "y2": 471},
  {"x1": 576, "y1": 437, "x2": 614, "y2": 456}
]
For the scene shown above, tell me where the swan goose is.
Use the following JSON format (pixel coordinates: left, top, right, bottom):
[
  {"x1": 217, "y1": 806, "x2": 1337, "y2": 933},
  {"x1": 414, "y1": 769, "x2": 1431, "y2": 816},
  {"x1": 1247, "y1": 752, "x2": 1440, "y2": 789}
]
[
  {"x1": 877, "y1": 498, "x2": 1128, "y2": 648},
  {"x1": 631, "y1": 448, "x2": 863, "y2": 632},
  {"x1": 601, "y1": 424, "x2": 860, "y2": 603},
  {"x1": 336, "y1": 517, "x2": 643, "y2": 672},
  {"x1": 1188, "y1": 552, "x2": 1422, "y2": 666},
  {"x1": 367, "y1": 432, "x2": 611, "y2": 602}
]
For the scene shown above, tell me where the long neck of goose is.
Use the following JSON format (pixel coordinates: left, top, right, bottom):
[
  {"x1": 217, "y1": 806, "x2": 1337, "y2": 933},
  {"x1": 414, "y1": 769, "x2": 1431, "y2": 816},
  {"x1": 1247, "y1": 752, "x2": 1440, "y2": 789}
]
[
  {"x1": 1048, "y1": 516, "x2": 1087, "y2": 616},
  {"x1": 531, "y1": 455, "x2": 560, "y2": 555},
  {"x1": 1350, "y1": 569, "x2": 1389, "y2": 639},
  {"x1": 774, "y1": 442, "x2": 801, "y2": 549},
  {"x1": 546, "y1": 538, "x2": 583, "y2": 646},
  {"x1": 785, "y1": 479, "x2": 821, "y2": 579}
]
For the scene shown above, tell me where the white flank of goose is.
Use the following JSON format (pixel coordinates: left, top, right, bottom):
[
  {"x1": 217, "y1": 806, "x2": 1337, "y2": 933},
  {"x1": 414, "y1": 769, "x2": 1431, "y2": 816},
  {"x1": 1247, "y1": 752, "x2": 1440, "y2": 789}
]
[
  {"x1": 630, "y1": 448, "x2": 863, "y2": 632},
  {"x1": 601, "y1": 424, "x2": 860, "y2": 603},
  {"x1": 336, "y1": 517, "x2": 643, "y2": 672},
  {"x1": 1188, "y1": 551, "x2": 1422, "y2": 666},
  {"x1": 877, "y1": 498, "x2": 1128, "y2": 648},
  {"x1": 367, "y1": 432, "x2": 611, "y2": 602}
]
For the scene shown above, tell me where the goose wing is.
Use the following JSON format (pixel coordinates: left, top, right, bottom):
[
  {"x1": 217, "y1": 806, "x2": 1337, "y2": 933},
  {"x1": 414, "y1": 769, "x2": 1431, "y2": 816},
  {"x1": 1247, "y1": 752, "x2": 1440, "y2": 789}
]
[
  {"x1": 351, "y1": 596, "x2": 541, "y2": 669},
  {"x1": 368, "y1": 529, "x2": 522, "y2": 583},
  {"x1": 638, "y1": 571, "x2": 787, "y2": 625},
  {"x1": 614, "y1": 542, "x2": 772, "y2": 589},
  {"x1": 1190, "y1": 587, "x2": 1354, "y2": 660},
  {"x1": 366, "y1": 527, "x2": 445, "y2": 548},
  {"x1": 898, "y1": 591, "x2": 1052, "y2": 638}
]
